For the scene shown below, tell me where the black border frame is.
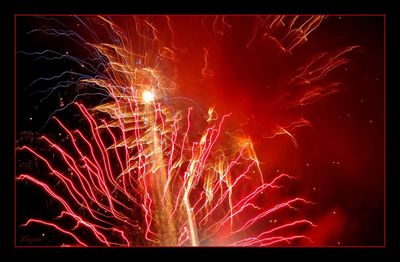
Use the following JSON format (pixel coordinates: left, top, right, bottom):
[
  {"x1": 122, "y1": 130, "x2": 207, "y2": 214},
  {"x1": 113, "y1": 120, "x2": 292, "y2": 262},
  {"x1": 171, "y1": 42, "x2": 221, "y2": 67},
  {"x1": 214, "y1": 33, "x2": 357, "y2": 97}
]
[{"x1": 1, "y1": 0, "x2": 398, "y2": 259}]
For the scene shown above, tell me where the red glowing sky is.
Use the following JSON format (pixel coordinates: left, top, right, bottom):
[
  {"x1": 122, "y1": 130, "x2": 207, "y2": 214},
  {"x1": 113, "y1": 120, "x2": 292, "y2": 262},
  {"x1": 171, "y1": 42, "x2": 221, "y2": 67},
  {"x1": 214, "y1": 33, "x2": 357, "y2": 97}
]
[{"x1": 155, "y1": 15, "x2": 384, "y2": 246}]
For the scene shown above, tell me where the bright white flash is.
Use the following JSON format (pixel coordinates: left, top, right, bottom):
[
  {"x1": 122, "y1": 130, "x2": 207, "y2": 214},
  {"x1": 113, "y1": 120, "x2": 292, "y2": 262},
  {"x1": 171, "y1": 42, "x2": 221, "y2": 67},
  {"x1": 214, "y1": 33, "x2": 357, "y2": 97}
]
[{"x1": 142, "y1": 90, "x2": 155, "y2": 103}]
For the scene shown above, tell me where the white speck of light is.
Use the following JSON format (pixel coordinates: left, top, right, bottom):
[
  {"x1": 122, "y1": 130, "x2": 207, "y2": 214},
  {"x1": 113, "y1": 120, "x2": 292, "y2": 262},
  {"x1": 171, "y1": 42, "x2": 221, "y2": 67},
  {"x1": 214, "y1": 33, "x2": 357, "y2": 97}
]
[{"x1": 142, "y1": 90, "x2": 155, "y2": 103}]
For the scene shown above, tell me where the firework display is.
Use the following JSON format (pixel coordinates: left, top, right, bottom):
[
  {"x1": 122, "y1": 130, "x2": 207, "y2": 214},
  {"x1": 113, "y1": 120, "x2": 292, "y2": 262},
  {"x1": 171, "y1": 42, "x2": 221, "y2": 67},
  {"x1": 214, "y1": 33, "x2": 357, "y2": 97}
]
[{"x1": 16, "y1": 15, "x2": 384, "y2": 247}]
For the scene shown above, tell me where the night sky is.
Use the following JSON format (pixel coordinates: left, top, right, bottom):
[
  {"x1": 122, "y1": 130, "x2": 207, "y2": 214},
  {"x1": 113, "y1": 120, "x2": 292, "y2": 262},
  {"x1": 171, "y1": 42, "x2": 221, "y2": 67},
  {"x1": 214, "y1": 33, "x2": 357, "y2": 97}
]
[{"x1": 16, "y1": 15, "x2": 384, "y2": 246}]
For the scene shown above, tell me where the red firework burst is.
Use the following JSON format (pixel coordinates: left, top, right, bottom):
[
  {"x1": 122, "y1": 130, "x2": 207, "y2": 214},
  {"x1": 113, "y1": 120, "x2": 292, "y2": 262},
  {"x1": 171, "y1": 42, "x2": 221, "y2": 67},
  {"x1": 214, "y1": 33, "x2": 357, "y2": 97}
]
[{"x1": 16, "y1": 15, "x2": 371, "y2": 247}]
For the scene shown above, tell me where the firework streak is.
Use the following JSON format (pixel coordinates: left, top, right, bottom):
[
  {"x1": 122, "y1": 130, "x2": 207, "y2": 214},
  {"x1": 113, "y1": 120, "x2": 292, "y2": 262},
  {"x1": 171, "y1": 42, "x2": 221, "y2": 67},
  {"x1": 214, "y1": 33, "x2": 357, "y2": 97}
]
[{"x1": 17, "y1": 15, "x2": 357, "y2": 246}]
